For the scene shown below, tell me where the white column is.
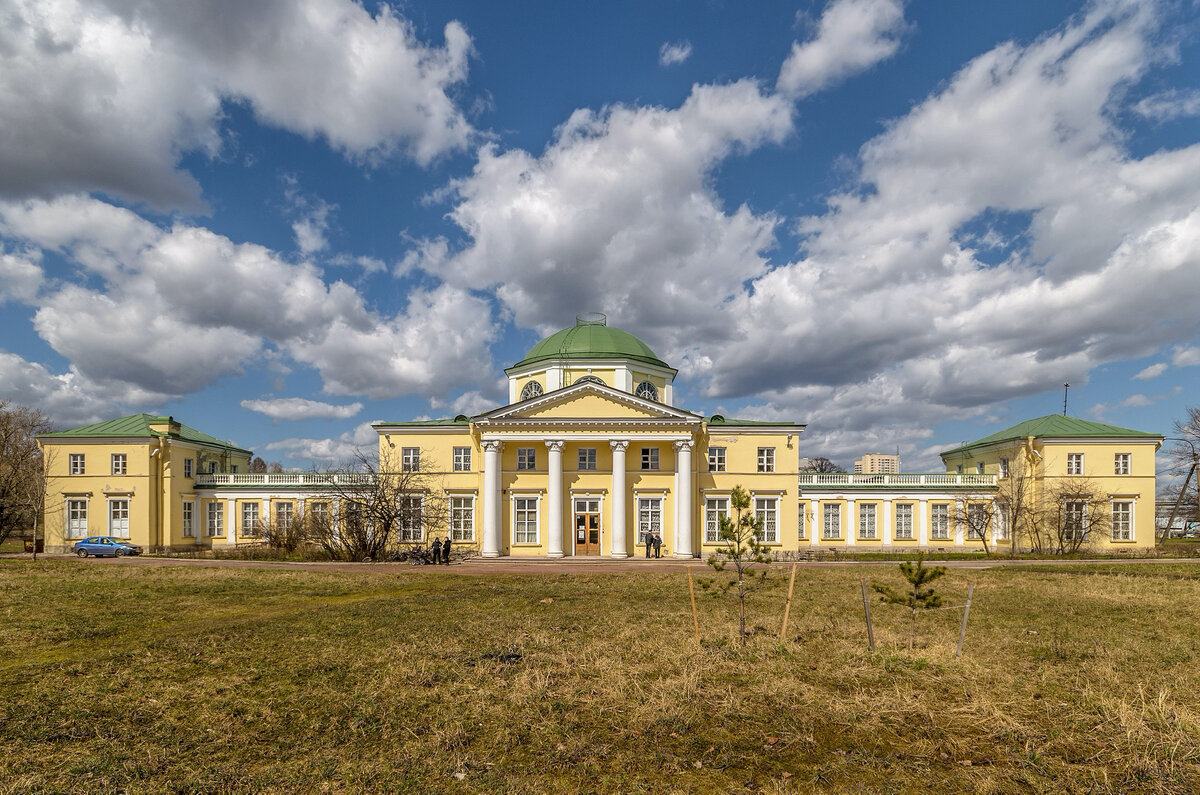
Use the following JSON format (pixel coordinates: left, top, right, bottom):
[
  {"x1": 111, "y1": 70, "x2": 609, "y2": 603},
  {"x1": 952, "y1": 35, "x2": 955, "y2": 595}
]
[
  {"x1": 546, "y1": 440, "x2": 565, "y2": 558},
  {"x1": 261, "y1": 498, "x2": 270, "y2": 540},
  {"x1": 955, "y1": 497, "x2": 965, "y2": 546},
  {"x1": 845, "y1": 498, "x2": 856, "y2": 546},
  {"x1": 807, "y1": 501, "x2": 819, "y2": 547},
  {"x1": 226, "y1": 498, "x2": 237, "y2": 545},
  {"x1": 918, "y1": 499, "x2": 928, "y2": 547},
  {"x1": 882, "y1": 498, "x2": 893, "y2": 547},
  {"x1": 610, "y1": 441, "x2": 628, "y2": 557},
  {"x1": 674, "y1": 440, "x2": 694, "y2": 558},
  {"x1": 482, "y1": 441, "x2": 502, "y2": 558}
]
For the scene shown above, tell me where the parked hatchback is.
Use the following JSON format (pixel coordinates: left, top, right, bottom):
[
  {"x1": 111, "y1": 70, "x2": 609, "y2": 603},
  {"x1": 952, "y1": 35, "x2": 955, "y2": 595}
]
[{"x1": 73, "y1": 537, "x2": 142, "y2": 557}]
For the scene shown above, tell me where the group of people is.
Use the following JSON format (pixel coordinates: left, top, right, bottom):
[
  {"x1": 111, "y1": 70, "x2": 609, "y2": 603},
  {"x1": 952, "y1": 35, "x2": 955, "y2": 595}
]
[
  {"x1": 644, "y1": 531, "x2": 663, "y2": 558},
  {"x1": 427, "y1": 536, "x2": 452, "y2": 565}
]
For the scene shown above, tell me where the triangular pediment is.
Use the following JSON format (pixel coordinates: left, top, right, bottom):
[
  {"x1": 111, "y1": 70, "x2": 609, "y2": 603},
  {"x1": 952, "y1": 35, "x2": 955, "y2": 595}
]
[{"x1": 476, "y1": 382, "x2": 700, "y2": 425}]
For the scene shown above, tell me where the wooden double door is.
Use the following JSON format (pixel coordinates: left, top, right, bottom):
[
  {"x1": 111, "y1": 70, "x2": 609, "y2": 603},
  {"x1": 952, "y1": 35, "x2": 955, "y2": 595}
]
[{"x1": 574, "y1": 498, "x2": 601, "y2": 555}]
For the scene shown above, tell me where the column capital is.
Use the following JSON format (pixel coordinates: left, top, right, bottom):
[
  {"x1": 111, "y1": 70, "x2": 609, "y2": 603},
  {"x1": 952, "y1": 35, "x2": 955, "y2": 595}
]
[
  {"x1": 544, "y1": 440, "x2": 565, "y2": 453},
  {"x1": 609, "y1": 440, "x2": 629, "y2": 452},
  {"x1": 481, "y1": 440, "x2": 504, "y2": 453},
  {"x1": 673, "y1": 439, "x2": 694, "y2": 452}
]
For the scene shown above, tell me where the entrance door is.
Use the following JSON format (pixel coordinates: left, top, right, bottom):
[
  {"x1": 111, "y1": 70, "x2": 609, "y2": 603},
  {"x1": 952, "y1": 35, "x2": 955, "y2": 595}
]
[{"x1": 574, "y1": 498, "x2": 601, "y2": 555}]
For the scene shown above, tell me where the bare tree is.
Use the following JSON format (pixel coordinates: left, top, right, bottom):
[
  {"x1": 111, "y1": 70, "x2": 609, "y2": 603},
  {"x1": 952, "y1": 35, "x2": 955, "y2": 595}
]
[
  {"x1": 1040, "y1": 476, "x2": 1113, "y2": 554},
  {"x1": 1158, "y1": 407, "x2": 1200, "y2": 541},
  {"x1": 257, "y1": 509, "x2": 316, "y2": 553},
  {"x1": 307, "y1": 448, "x2": 449, "y2": 562},
  {"x1": 800, "y1": 456, "x2": 846, "y2": 473},
  {"x1": 249, "y1": 456, "x2": 268, "y2": 473},
  {"x1": 0, "y1": 402, "x2": 53, "y2": 548},
  {"x1": 952, "y1": 497, "x2": 997, "y2": 556}
]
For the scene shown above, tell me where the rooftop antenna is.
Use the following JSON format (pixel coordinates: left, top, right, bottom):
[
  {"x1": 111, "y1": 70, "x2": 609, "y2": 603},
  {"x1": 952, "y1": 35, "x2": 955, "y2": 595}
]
[{"x1": 1063, "y1": 382, "x2": 1070, "y2": 416}]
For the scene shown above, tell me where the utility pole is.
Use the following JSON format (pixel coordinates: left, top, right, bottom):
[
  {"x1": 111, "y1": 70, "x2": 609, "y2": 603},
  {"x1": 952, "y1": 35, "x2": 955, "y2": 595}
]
[{"x1": 1063, "y1": 383, "x2": 1070, "y2": 416}]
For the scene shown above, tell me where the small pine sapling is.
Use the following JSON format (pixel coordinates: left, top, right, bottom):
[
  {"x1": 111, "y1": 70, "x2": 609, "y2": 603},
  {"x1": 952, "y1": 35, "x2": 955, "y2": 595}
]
[
  {"x1": 699, "y1": 485, "x2": 771, "y2": 646},
  {"x1": 872, "y1": 554, "x2": 947, "y2": 650}
]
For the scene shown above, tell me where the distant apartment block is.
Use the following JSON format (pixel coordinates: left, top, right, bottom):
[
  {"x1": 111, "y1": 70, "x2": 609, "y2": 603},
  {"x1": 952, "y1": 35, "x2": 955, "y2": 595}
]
[{"x1": 854, "y1": 453, "x2": 901, "y2": 474}]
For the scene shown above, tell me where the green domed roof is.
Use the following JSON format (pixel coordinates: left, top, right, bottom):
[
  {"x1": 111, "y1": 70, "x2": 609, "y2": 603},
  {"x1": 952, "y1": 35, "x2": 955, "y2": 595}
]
[{"x1": 510, "y1": 315, "x2": 671, "y2": 370}]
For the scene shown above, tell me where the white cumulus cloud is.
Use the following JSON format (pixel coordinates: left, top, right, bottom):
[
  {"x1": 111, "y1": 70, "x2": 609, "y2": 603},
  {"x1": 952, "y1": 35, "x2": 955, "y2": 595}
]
[
  {"x1": 777, "y1": 0, "x2": 909, "y2": 98},
  {"x1": 240, "y1": 397, "x2": 364, "y2": 421}
]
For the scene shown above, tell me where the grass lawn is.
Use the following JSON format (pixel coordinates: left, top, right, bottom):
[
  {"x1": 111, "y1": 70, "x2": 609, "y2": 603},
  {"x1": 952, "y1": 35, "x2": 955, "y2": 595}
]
[{"x1": 3, "y1": 560, "x2": 1200, "y2": 793}]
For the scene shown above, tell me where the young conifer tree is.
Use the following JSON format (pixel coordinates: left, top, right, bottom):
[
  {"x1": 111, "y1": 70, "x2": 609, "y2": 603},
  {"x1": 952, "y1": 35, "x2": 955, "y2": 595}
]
[
  {"x1": 872, "y1": 554, "x2": 947, "y2": 650},
  {"x1": 701, "y1": 485, "x2": 771, "y2": 646}
]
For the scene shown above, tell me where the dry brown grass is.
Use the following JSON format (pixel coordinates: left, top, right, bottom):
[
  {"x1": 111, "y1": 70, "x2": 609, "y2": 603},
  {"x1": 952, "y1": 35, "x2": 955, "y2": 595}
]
[{"x1": 2, "y1": 559, "x2": 1200, "y2": 792}]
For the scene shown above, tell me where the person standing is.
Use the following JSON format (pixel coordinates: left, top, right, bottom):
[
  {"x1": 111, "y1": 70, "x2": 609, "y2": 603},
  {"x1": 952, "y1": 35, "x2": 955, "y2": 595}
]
[
  {"x1": 442, "y1": 536, "x2": 451, "y2": 564},
  {"x1": 430, "y1": 536, "x2": 442, "y2": 565},
  {"x1": 644, "y1": 531, "x2": 653, "y2": 559},
  {"x1": 652, "y1": 531, "x2": 662, "y2": 559}
]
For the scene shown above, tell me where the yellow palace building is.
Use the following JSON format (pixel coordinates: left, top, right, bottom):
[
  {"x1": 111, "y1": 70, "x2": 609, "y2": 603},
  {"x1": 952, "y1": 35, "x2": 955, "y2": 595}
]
[{"x1": 38, "y1": 315, "x2": 1163, "y2": 555}]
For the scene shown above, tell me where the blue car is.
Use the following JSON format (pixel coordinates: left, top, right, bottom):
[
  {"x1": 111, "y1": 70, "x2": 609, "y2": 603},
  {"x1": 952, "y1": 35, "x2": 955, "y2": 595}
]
[{"x1": 73, "y1": 536, "x2": 142, "y2": 558}]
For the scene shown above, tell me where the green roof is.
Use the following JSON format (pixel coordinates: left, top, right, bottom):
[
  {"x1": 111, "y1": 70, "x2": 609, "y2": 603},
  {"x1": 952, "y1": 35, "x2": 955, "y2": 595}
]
[
  {"x1": 941, "y1": 414, "x2": 1161, "y2": 458},
  {"x1": 509, "y1": 317, "x2": 671, "y2": 371},
  {"x1": 39, "y1": 414, "x2": 251, "y2": 455},
  {"x1": 374, "y1": 417, "x2": 472, "y2": 427},
  {"x1": 708, "y1": 415, "x2": 803, "y2": 427}
]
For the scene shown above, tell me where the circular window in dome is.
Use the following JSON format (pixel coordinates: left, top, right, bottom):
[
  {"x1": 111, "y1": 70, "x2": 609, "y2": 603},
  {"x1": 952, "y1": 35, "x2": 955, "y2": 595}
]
[
  {"x1": 520, "y1": 381, "x2": 544, "y2": 400},
  {"x1": 635, "y1": 381, "x2": 659, "y2": 401},
  {"x1": 575, "y1": 375, "x2": 604, "y2": 386}
]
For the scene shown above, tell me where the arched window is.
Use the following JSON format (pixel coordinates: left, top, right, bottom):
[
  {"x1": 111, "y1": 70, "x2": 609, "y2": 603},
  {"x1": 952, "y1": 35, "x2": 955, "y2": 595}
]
[
  {"x1": 575, "y1": 375, "x2": 604, "y2": 386},
  {"x1": 520, "y1": 381, "x2": 544, "y2": 400},
  {"x1": 635, "y1": 381, "x2": 659, "y2": 401}
]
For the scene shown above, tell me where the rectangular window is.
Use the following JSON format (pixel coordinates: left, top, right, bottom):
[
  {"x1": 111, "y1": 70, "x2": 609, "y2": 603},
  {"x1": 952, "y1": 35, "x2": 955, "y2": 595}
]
[
  {"x1": 207, "y1": 503, "x2": 223, "y2": 537},
  {"x1": 1064, "y1": 500, "x2": 1088, "y2": 542},
  {"x1": 111, "y1": 453, "x2": 126, "y2": 475},
  {"x1": 1114, "y1": 453, "x2": 1130, "y2": 475},
  {"x1": 453, "y1": 446, "x2": 472, "y2": 471},
  {"x1": 182, "y1": 501, "x2": 194, "y2": 538},
  {"x1": 931, "y1": 504, "x2": 950, "y2": 540},
  {"x1": 69, "y1": 454, "x2": 85, "y2": 475},
  {"x1": 401, "y1": 447, "x2": 420, "y2": 471},
  {"x1": 108, "y1": 499, "x2": 129, "y2": 538},
  {"x1": 757, "y1": 447, "x2": 775, "y2": 473},
  {"x1": 310, "y1": 502, "x2": 329, "y2": 527},
  {"x1": 517, "y1": 447, "x2": 537, "y2": 470},
  {"x1": 705, "y1": 497, "x2": 728, "y2": 543},
  {"x1": 858, "y1": 503, "x2": 877, "y2": 540},
  {"x1": 184, "y1": 458, "x2": 193, "y2": 478},
  {"x1": 641, "y1": 447, "x2": 659, "y2": 470},
  {"x1": 398, "y1": 495, "x2": 423, "y2": 542},
  {"x1": 276, "y1": 502, "x2": 293, "y2": 529},
  {"x1": 967, "y1": 503, "x2": 987, "y2": 540},
  {"x1": 976, "y1": 462, "x2": 985, "y2": 475},
  {"x1": 797, "y1": 504, "x2": 806, "y2": 540},
  {"x1": 1112, "y1": 501, "x2": 1132, "y2": 541},
  {"x1": 514, "y1": 497, "x2": 538, "y2": 544},
  {"x1": 708, "y1": 447, "x2": 726, "y2": 472},
  {"x1": 231, "y1": 465, "x2": 239, "y2": 474},
  {"x1": 822, "y1": 503, "x2": 841, "y2": 539},
  {"x1": 999, "y1": 458, "x2": 1009, "y2": 478},
  {"x1": 450, "y1": 496, "x2": 475, "y2": 541},
  {"x1": 208, "y1": 461, "x2": 217, "y2": 474},
  {"x1": 895, "y1": 503, "x2": 913, "y2": 539},
  {"x1": 755, "y1": 498, "x2": 778, "y2": 543},
  {"x1": 637, "y1": 497, "x2": 662, "y2": 544},
  {"x1": 1067, "y1": 453, "x2": 1083, "y2": 475},
  {"x1": 996, "y1": 504, "x2": 1010, "y2": 541},
  {"x1": 577, "y1": 448, "x2": 597, "y2": 471},
  {"x1": 241, "y1": 502, "x2": 260, "y2": 536},
  {"x1": 66, "y1": 499, "x2": 88, "y2": 538}
]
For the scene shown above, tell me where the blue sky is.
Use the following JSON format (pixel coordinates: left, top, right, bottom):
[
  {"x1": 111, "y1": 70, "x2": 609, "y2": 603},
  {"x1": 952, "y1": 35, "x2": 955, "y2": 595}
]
[{"x1": 1, "y1": 0, "x2": 1198, "y2": 472}]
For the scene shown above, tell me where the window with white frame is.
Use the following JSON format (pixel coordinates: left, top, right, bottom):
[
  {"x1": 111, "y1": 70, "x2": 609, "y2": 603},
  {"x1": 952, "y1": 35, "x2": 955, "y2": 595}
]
[
  {"x1": 822, "y1": 503, "x2": 841, "y2": 539},
  {"x1": 755, "y1": 497, "x2": 778, "y2": 543},
  {"x1": 1114, "y1": 453, "x2": 1130, "y2": 475},
  {"x1": 401, "y1": 447, "x2": 420, "y2": 471},
  {"x1": 578, "y1": 447, "x2": 597, "y2": 470},
  {"x1": 895, "y1": 503, "x2": 913, "y2": 539},
  {"x1": 111, "y1": 453, "x2": 126, "y2": 475},
  {"x1": 207, "y1": 503, "x2": 223, "y2": 536},
  {"x1": 1063, "y1": 500, "x2": 1088, "y2": 542},
  {"x1": 241, "y1": 502, "x2": 259, "y2": 536},
  {"x1": 999, "y1": 458, "x2": 1009, "y2": 478},
  {"x1": 637, "y1": 497, "x2": 662, "y2": 544},
  {"x1": 450, "y1": 496, "x2": 475, "y2": 541},
  {"x1": 858, "y1": 503, "x2": 877, "y2": 539},
  {"x1": 399, "y1": 495, "x2": 423, "y2": 542},
  {"x1": 967, "y1": 503, "x2": 987, "y2": 540},
  {"x1": 66, "y1": 499, "x2": 88, "y2": 538},
  {"x1": 931, "y1": 504, "x2": 950, "y2": 540},
  {"x1": 182, "y1": 501, "x2": 194, "y2": 538},
  {"x1": 797, "y1": 503, "x2": 806, "y2": 540},
  {"x1": 514, "y1": 497, "x2": 538, "y2": 544},
  {"x1": 1067, "y1": 453, "x2": 1083, "y2": 475},
  {"x1": 276, "y1": 502, "x2": 293, "y2": 529},
  {"x1": 1112, "y1": 501, "x2": 1132, "y2": 541},
  {"x1": 108, "y1": 499, "x2": 129, "y2": 538},
  {"x1": 208, "y1": 461, "x2": 217, "y2": 474},
  {"x1": 231, "y1": 465, "x2": 238, "y2": 473},
  {"x1": 310, "y1": 502, "x2": 329, "y2": 527},
  {"x1": 69, "y1": 454, "x2": 85, "y2": 475},
  {"x1": 453, "y1": 447, "x2": 472, "y2": 471},
  {"x1": 183, "y1": 457, "x2": 193, "y2": 478},
  {"x1": 641, "y1": 447, "x2": 659, "y2": 470},
  {"x1": 705, "y1": 497, "x2": 728, "y2": 543},
  {"x1": 976, "y1": 462, "x2": 985, "y2": 475},
  {"x1": 996, "y1": 504, "x2": 1010, "y2": 541},
  {"x1": 757, "y1": 447, "x2": 775, "y2": 473},
  {"x1": 517, "y1": 447, "x2": 537, "y2": 470},
  {"x1": 708, "y1": 447, "x2": 726, "y2": 472}
]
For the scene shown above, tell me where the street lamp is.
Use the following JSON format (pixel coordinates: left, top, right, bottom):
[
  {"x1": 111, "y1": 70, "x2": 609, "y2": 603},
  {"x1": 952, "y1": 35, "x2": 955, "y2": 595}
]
[{"x1": 1158, "y1": 437, "x2": 1200, "y2": 545}]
